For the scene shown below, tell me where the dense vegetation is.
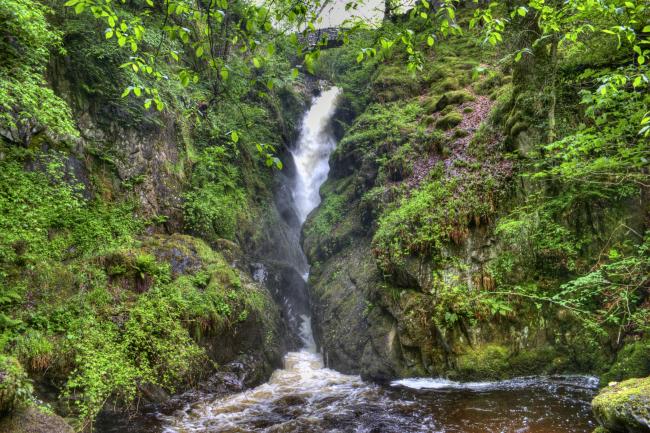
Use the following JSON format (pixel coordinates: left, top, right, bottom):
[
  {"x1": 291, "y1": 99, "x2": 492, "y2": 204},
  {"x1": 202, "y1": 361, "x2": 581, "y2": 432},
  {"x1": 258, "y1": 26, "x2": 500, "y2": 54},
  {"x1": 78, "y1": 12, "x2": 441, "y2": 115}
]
[
  {"x1": 0, "y1": 0, "x2": 648, "y2": 431},
  {"x1": 305, "y1": 0, "x2": 648, "y2": 387}
]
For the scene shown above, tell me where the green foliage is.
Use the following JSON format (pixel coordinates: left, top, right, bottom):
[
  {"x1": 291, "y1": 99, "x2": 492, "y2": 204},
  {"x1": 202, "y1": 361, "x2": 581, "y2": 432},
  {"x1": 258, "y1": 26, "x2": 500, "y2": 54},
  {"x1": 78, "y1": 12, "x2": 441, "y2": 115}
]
[
  {"x1": 304, "y1": 193, "x2": 346, "y2": 239},
  {"x1": 0, "y1": 148, "x2": 143, "y2": 265},
  {"x1": 435, "y1": 111, "x2": 463, "y2": 130},
  {"x1": 532, "y1": 88, "x2": 648, "y2": 203},
  {"x1": 373, "y1": 174, "x2": 496, "y2": 272},
  {"x1": 0, "y1": 0, "x2": 76, "y2": 140},
  {"x1": 0, "y1": 355, "x2": 33, "y2": 414},
  {"x1": 183, "y1": 147, "x2": 247, "y2": 242}
]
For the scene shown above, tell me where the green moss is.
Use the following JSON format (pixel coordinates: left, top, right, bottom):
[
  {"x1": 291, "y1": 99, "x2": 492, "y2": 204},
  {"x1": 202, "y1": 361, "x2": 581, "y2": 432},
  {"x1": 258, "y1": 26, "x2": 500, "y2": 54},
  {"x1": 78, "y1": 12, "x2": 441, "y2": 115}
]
[
  {"x1": 433, "y1": 77, "x2": 461, "y2": 92},
  {"x1": 592, "y1": 377, "x2": 650, "y2": 433},
  {"x1": 453, "y1": 128, "x2": 469, "y2": 138},
  {"x1": 591, "y1": 428, "x2": 610, "y2": 433},
  {"x1": 371, "y1": 65, "x2": 424, "y2": 102},
  {"x1": 456, "y1": 344, "x2": 511, "y2": 380},
  {"x1": 509, "y1": 346, "x2": 559, "y2": 376},
  {"x1": 601, "y1": 340, "x2": 650, "y2": 384},
  {"x1": 431, "y1": 90, "x2": 475, "y2": 112},
  {"x1": 373, "y1": 173, "x2": 498, "y2": 272},
  {"x1": 436, "y1": 112, "x2": 463, "y2": 130},
  {"x1": 0, "y1": 0, "x2": 77, "y2": 139}
]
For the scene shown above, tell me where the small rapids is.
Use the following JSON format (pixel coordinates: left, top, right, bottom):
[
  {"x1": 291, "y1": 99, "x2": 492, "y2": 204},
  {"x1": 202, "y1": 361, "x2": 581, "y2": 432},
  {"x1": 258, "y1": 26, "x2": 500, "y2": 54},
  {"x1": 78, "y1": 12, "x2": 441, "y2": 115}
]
[
  {"x1": 160, "y1": 349, "x2": 598, "y2": 433},
  {"x1": 160, "y1": 87, "x2": 599, "y2": 433}
]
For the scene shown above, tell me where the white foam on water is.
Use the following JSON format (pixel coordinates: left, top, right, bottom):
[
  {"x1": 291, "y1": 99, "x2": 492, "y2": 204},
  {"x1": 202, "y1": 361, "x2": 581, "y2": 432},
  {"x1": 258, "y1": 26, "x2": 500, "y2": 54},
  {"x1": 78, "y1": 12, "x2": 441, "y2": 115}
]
[
  {"x1": 291, "y1": 87, "x2": 341, "y2": 224},
  {"x1": 391, "y1": 375, "x2": 600, "y2": 391}
]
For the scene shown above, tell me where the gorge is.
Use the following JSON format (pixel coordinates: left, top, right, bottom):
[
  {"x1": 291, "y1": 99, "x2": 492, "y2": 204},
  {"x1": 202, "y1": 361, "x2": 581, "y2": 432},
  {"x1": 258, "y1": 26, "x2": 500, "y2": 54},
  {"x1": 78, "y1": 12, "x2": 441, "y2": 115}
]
[{"x1": 0, "y1": 1, "x2": 648, "y2": 433}]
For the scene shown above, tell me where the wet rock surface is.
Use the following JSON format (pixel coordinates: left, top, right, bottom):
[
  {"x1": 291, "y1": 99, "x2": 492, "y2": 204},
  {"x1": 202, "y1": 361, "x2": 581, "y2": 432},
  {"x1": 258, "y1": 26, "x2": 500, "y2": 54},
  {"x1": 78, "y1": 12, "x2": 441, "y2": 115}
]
[
  {"x1": 592, "y1": 377, "x2": 650, "y2": 433},
  {"x1": 0, "y1": 406, "x2": 74, "y2": 433}
]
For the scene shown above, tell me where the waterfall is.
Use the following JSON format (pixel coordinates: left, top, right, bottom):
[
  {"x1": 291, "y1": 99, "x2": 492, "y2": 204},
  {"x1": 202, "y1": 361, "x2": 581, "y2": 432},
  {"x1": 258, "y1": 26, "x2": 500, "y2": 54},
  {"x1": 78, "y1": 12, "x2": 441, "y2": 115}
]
[
  {"x1": 291, "y1": 87, "x2": 341, "y2": 225},
  {"x1": 289, "y1": 86, "x2": 341, "y2": 349}
]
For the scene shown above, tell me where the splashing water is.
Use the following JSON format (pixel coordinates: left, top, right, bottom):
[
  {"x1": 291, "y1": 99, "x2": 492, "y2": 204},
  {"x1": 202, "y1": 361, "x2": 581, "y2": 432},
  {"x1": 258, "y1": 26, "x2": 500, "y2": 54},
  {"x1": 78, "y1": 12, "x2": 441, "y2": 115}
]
[
  {"x1": 160, "y1": 88, "x2": 599, "y2": 433},
  {"x1": 291, "y1": 87, "x2": 341, "y2": 225}
]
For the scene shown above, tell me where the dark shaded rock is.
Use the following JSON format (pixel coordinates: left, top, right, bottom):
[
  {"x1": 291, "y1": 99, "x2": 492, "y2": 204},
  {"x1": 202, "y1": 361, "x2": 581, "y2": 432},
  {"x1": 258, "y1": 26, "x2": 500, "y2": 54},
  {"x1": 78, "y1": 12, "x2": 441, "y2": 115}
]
[{"x1": 0, "y1": 406, "x2": 73, "y2": 433}]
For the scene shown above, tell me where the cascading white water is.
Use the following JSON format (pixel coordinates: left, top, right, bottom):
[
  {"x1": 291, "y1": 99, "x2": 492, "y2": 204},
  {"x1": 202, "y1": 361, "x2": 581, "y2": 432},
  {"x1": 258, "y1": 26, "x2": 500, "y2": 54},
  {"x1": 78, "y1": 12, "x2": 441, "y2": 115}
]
[
  {"x1": 290, "y1": 86, "x2": 341, "y2": 348},
  {"x1": 291, "y1": 87, "x2": 341, "y2": 225}
]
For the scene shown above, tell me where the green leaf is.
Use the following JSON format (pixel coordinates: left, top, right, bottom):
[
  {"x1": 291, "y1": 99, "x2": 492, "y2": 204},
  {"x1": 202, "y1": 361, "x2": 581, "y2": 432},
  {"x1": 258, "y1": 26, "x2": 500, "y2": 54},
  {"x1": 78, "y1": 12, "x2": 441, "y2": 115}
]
[
  {"x1": 427, "y1": 36, "x2": 434, "y2": 46},
  {"x1": 146, "y1": 0, "x2": 153, "y2": 6},
  {"x1": 196, "y1": 46, "x2": 204, "y2": 58},
  {"x1": 356, "y1": 52, "x2": 363, "y2": 63},
  {"x1": 180, "y1": 73, "x2": 190, "y2": 87},
  {"x1": 105, "y1": 29, "x2": 114, "y2": 39},
  {"x1": 291, "y1": 68, "x2": 299, "y2": 79},
  {"x1": 231, "y1": 131, "x2": 239, "y2": 143},
  {"x1": 121, "y1": 87, "x2": 131, "y2": 98},
  {"x1": 220, "y1": 67, "x2": 229, "y2": 80},
  {"x1": 134, "y1": 87, "x2": 141, "y2": 97},
  {"x1": 252, "y1": 57, "x2": 261, "y2": 68},
  {"x1": 74, "y1": 3, "x2": 85, "y2": 14}
]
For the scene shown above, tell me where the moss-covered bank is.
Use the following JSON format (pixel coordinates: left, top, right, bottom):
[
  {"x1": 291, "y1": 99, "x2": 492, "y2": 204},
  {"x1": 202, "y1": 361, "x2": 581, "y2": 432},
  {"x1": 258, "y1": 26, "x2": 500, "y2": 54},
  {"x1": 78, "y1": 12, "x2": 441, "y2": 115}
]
[{"x1": 304, "y1": 15, "x2": 648, "y2": 382}]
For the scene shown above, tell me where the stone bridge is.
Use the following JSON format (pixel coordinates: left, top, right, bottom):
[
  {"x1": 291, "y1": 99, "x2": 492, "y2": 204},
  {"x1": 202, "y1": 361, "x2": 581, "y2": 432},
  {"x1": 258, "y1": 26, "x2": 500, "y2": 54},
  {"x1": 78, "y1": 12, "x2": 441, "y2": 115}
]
[{"x1": 298, "y1": 27, "x2": 343, "y2": 49}]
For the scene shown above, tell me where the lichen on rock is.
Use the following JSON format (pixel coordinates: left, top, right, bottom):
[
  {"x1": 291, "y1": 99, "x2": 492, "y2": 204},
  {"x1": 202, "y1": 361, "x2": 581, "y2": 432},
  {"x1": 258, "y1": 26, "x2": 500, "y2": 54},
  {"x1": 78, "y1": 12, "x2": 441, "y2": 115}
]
[{"x1": 592, "y1": 377, "x2": 650, "y2": 433}]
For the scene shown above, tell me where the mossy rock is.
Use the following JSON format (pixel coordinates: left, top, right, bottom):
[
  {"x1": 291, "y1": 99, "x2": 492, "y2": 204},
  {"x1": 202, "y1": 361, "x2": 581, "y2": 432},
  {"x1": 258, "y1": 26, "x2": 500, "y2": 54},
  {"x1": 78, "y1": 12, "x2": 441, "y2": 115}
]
[
  {"x1": 0, "y1": 356, "x2": 31, "y2": 415},
  {"x1": 433, "y1": 77, "x2": 461, "y2": 92},
  {"x1": 436, "y1": 112, "x2": 463, "y2": 130},
  {"x1": 0, "y1": 406, "x2": 73, "y2": 433},
  {"x1": 372, "y1": 65, "x2": 423, "y2": 102},
  {"x1": 602, "y1": 340, "x2": 650, "y2": 384},
  {"x1": 456, "y1": 344, "x2": 510, "y2": 380},
  {"x1": 452, "y1": 128, "x2": 469, "y2": 139},
  {"x1": 592, "y1": 377, "x2": 650, "y2": 433},
  {"x1": 428, "y1": 90, "x2": 475, "y2": 113},
  {"x1": 509, "y1": 346, "x2": 559, "y2": 376}
]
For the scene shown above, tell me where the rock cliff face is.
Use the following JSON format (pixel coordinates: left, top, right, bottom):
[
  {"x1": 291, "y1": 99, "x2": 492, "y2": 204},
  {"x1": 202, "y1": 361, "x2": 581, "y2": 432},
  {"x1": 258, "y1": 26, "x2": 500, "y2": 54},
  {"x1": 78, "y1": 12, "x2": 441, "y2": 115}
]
[{"x1": 303, "y1": 36, "x2": 648, "y2": 382}]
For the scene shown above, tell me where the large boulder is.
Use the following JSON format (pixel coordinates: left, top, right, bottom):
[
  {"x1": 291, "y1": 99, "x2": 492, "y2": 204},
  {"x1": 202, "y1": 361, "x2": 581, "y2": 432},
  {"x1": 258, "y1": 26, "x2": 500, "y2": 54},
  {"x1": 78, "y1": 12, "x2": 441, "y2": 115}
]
[
  {"x1": 592, "y1": 377, "x2": 650, "y2": 433},
  {"x1": 0, "y1": 406, "x2": 73, "y2": 433}
]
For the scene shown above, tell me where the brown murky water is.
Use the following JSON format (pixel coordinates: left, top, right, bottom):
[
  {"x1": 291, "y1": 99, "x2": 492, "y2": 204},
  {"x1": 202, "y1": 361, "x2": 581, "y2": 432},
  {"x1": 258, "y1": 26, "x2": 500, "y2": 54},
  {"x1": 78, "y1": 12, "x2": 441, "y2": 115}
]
[{"x1": 159, "y1": 350, "x2": 598, "y2": 433}]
